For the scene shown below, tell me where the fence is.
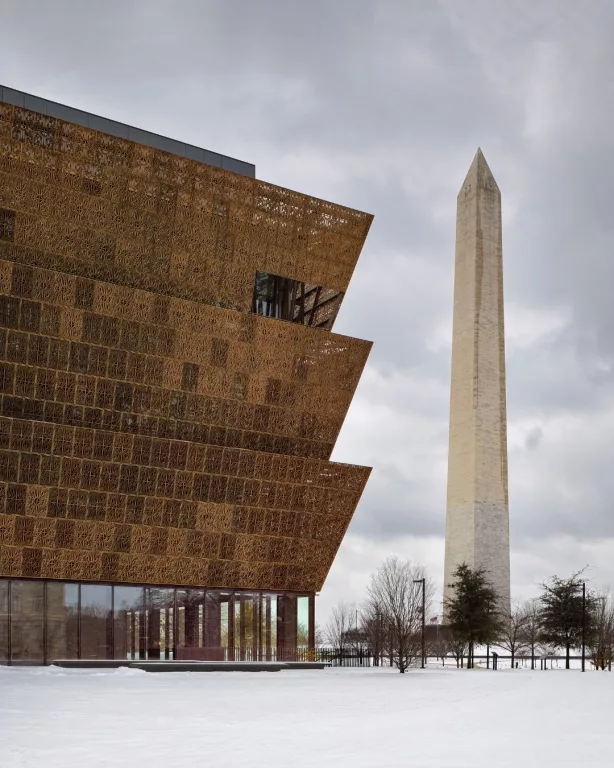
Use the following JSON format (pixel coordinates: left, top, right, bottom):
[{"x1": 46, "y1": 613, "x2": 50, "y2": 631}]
[
  {"x1": 175, "y1": 646, "x2": 373, "y2": 666},
  {"x1": 312, "y1": 648, "x2": 373, "y2": 667}
]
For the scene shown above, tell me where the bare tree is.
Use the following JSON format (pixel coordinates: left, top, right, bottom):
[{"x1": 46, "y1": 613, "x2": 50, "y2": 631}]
[
  {"x1": 360, "y1": 601, "x2": 386, "y2": 665},
  {"x1": 427, "y1": 623, "x2": 453, "y2": 666},
  {"x1": 497, "y1": 602, "x2": 529, "y2": 668},
  {"x1": 325, "y1": 602, "x2": 355, "y2": 656},
  {"x1": 367, "y1": 556, "x2": 434, "y2": 673},
  {"x1": 519, "y1": 598, "x2": 542, "y2": 670},
  {"x1": 589, "y1": 592, "x2": 614, "y2": 671},
  {"x1": 314, "y1": 623, "x2": 326, "y2": 648},
  {"x1": 449, "y1": 631, "x2": 467, "y2": 668}
]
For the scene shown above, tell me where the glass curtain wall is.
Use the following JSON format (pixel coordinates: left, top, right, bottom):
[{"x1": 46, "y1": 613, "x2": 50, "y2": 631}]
[
  {"x1": 0, "y1": 581, "x2": 8, "y2": 664},
  {"x1": 0, "y1": 578, "x2": 314, "y2": 665}
]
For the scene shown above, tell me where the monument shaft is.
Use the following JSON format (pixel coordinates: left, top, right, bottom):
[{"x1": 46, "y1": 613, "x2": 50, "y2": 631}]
[{"x1": 443, "y1": 150, "x2": 510, "y2": 613}]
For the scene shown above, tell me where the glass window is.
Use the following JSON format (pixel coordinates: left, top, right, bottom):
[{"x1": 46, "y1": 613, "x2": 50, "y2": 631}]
[
  {"x1": 114, "y1": 587, "x2": 145, "y2": 660},
  {"x1": 260, "y1": 593, "x2": 278, "y2": 661},
  {"x1": 270, "y1": 594, "x2": 278, "y2": 658},
  {"x1": 0, "y1": 580, "x2": 8, "y2": 664},
  {"x1": 238, "y1": 593, "x2": 258, "y2": 661},
  {"x1": 0, "y1": 208, "x2": 16, "y2": 242},
  {"x1": 233, "y1": 595, "x2": 241, "y2": 660},
  {"x1": 10, "y1": 581, "x2": 44, "y2": 663},
  {"x1": 147, "y1": 588, "x2": 175, "y2": 660},
  {"x1": 203, "y1": 591, "x2": 223, "y2": 660},
  {"x1": 80, "y1": 584, "x2": 112, "y2": 660},
  {"x1": 278, "y1": 593, "x2": 297, "y2": 660},
  {"x1": 251, "y1": 271, "x2": 343, "y2": 330},
  {"x1": 297, "y1": 596, "x2": 310, "y2": 650},
  {"x1": 176, "y1": 589, "x2": 203, "y2": 659},
  {"x1": 220, "y1": 596, "x2": 230, "y2": 659},
  {"x1": 260, "y1": 594, "x2": 268, "y2": 661},
  {"x1": 46, "y1": 582, "x2": 79, "y2": 660}
]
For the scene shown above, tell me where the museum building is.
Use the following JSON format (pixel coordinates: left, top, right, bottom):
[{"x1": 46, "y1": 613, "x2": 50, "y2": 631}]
[{"x1": 0, "y1": 85, "x2": 372, "y2": 664}]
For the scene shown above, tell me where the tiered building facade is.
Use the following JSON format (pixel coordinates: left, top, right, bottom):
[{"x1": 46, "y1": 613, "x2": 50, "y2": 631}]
[{"x1": 0, "y1": 86, "x2": 372, "y2": 664}]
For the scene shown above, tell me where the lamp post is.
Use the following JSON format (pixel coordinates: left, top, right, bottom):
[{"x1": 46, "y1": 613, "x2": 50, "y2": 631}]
[
  {"x1": 414, "y1": 578, "x2": 426, "y2": 669},
  {"x1": 486, "y1": 601, "x2": 491, "y2": 670},
  {"x1": 581, "y1": 581, "x2": 586, "y2": 673}
]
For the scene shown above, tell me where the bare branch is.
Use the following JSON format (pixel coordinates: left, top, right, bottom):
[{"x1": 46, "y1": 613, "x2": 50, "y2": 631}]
[{"x1": 366, "y1": 556, "x2": 434, "y2": 673}]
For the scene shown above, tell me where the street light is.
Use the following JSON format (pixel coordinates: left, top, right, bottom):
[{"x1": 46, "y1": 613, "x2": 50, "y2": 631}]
[
  {"x1": 582, "y1": 581, "x2": 586, "y2": 673},
  {"x1": 486, "y1": 600, "x2": 491, "y2": 670},
  {"x1": 414, "y1": 578, "x2": 426, "y2": 669}
]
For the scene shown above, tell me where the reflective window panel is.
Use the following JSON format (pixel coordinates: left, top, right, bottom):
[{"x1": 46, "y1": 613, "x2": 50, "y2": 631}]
[
  {"x1": 46, "y1": 582, "x2": 79, "y2": 661},
  {"x1": 80, "y1": 584, "x2": 112, "y2": 660},
  {"x1": 220, "y1": 597, "x2": 230, "y2": 658},
  {"x1": 147, "y1": 588, "x2": 175, "y2": 660},
  {"x1": 278, "y1": 593, "x2": 297, "y2": 660},
  {"x1": 114, "y1": 587, "x2": 145, "y2": 660},
  {"x1": 176, "y1": 589, "x2": 204, "y2": 659},
  {"x1": 10, "y1": 580, "x2": 44, "y2": 663},
  {"x1": 0, "y1": 581, "x2": 8, "y2": 664},
  {"x1": 237, "y1": 594, "x2": 259, "y2": 661},
  {"x1": 233, "y1": 595, "x2": 241, "y2": 660},
  {"x1": 203, "y1": 591, "x2": 223, "y2": 660},
  {"x1": 297, "y1": 596, "x2": 310, "y2": 649}
]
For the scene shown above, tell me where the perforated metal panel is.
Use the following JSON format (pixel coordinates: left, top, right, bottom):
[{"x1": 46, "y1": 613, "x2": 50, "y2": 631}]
[{"x1": 0, "y1": 96, "x2": 373, "y2": 593}]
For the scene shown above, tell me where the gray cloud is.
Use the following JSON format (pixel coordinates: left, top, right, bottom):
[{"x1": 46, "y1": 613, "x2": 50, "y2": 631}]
[{"x1": 4, "y1": 0, "x2": 614, "y2": 616}]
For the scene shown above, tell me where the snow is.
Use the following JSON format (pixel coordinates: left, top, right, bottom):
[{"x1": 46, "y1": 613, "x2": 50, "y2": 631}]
[{"x1": 1, "y1": 665, "x2": 613, "y2": 767}]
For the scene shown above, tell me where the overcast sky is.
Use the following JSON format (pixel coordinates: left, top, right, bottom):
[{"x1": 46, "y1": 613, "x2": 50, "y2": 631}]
[{"x1": 4, "y1": 0, "x2": 614, "y2": 623}]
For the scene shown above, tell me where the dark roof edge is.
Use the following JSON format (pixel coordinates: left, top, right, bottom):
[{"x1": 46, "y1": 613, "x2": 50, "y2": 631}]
[{"x1": 0, "y1": 84, "x2": 256, "y2": 179}]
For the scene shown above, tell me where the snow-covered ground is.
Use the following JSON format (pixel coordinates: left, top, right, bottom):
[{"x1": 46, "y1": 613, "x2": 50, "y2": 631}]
[{"x1": 1, "y1": 665, "x2": 612, "y2": 767}]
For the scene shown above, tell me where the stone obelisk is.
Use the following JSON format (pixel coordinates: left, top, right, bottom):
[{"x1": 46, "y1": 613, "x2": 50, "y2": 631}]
[{"x1": 443, "y1": 149, "x2": 510, "y2": 615}]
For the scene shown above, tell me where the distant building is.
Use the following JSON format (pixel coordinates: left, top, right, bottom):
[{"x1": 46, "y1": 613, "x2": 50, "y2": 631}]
[{"x1": 0, "y1": 85, "x2": 372, "y2": 664}]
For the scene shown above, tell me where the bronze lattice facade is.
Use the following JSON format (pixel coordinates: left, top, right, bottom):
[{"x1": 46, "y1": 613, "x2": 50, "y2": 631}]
[{"x1": 0, "y1": 87, "x2": 372, "y2": 663}]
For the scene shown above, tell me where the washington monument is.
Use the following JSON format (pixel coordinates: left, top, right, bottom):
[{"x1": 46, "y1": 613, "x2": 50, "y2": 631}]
[{"x1": 443, "y1": 149, "x2": 510, "y2": 614}]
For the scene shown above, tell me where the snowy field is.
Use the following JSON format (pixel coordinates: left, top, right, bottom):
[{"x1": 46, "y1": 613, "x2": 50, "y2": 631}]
[{"x1": 1, "y1": 665, "x2": 613, "y2": 767}]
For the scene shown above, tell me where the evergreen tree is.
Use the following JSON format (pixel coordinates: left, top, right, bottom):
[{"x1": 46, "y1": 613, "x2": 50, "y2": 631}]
[
  {"x1": 539, "y1": 570, "x2": 596, "y2": 669},
  {"x1": 445, "y1": 564, "x2": 504, "y2": 668}
]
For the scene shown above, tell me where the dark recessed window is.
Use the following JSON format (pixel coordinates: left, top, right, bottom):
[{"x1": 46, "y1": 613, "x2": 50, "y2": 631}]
[
  {"x1": 182, "y1": 362, "x2": 199, "y2": 392},
  {"x1": 252, "y1": 271, "x2": 343, "y2": 330},
  {"x1": 0, "y1": 209, "x2": 15, "y2": 242}
]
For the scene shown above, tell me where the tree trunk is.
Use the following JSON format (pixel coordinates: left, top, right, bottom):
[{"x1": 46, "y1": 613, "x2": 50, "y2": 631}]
[
  {"x1": 511, "y1": 649, "x2": 515, "y2": 669},
  {"x1": 531, "y1": 643, "x2": 535, "y2": 670},
  {"x1": 566, "y1": 643, "x2": 570, "y2": 670}
]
